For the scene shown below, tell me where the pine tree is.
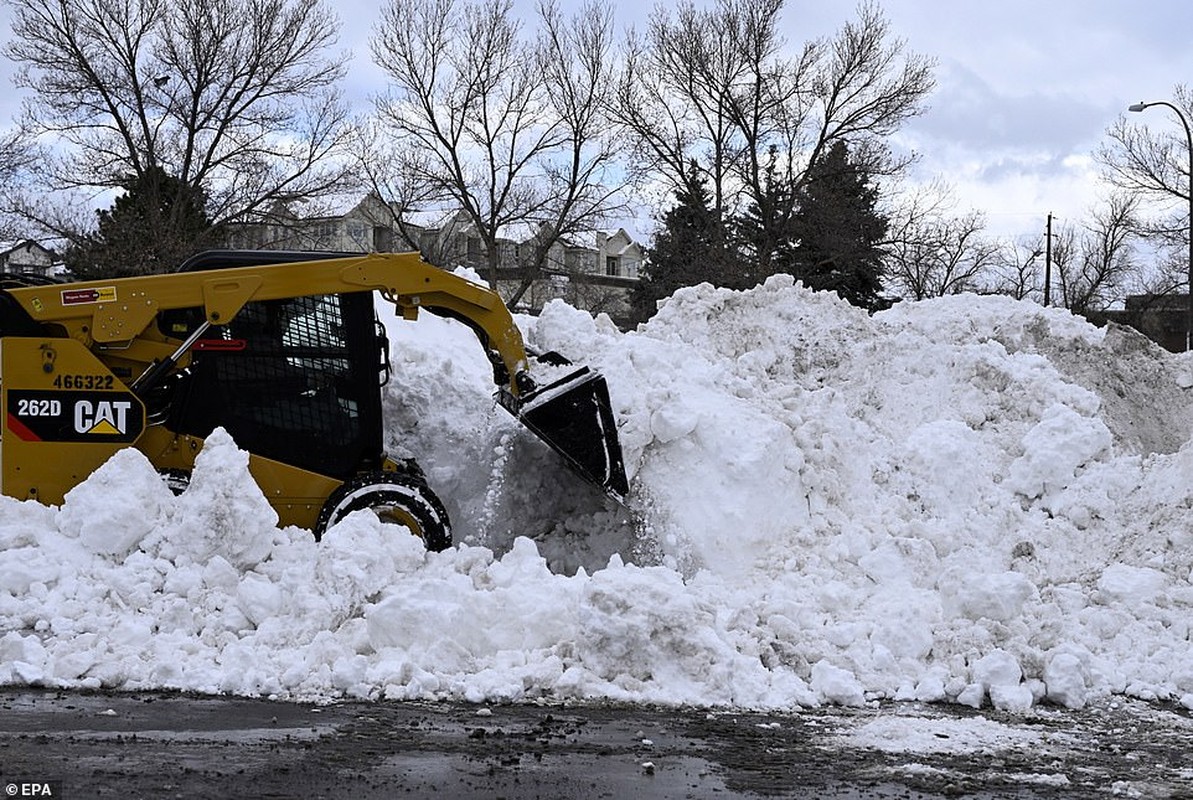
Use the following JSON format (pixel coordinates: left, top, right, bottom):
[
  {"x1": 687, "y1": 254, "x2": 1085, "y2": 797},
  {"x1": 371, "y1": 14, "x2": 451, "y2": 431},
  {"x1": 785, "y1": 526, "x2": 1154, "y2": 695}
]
[
  {"x1": 733, "y1": 146, "x2": 800, "y2": 289},
  {"x1": 629, "y1": 164, "x2": 731, "y2": 323},
  {"x1": 789, "y1": 141, "x2": 889, "y2": 310},
  {"x1": 65, "y1": 166, "x2": 217, "y2": 279}
]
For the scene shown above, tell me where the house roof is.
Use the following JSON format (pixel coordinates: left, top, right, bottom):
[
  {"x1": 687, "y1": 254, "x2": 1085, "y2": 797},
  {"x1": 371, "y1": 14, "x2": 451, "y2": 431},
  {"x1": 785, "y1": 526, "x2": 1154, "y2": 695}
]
[{"x1": 0, "y1": 239, "x2": 54, "y2": 258}]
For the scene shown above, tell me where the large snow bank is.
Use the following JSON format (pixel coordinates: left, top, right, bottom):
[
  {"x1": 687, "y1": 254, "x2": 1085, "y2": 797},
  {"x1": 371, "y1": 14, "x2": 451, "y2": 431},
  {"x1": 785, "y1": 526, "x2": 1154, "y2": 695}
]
[{"x1": 2, "y1": 275, "x2": 1193, "y2": 713}]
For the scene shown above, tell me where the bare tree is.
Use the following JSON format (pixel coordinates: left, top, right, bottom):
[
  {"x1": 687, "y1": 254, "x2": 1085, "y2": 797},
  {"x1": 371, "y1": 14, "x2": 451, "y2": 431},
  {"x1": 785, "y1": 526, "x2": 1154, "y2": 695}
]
[
  {"x1": 5, "y1": 0, "x2": 355, "y2": 246},
  {"x1": 987, "y1": 240, "x2": 1044, "y2": 302},
  {"x1": 1053, "y1": 193, "x2": 1140, "y2": 315},
  {"x1": 1097, "y1": 85, "x2": 1191, "y2": 271},
  {"x1": 884, "y1": 181, "x2": 999, "y2": 300},
  {"x1": 369, "y1": 0, "x2": 626, "y2": 304},
  {"x1": 887, "y1": 210, "x2": 998, "y2": 300},
  {"x1": 614, "y1": 0, "x2": 934, "y2": 254},
  {"x1": 615, "y1": 0, "x2": 797, "y2": 219},
  {"x1": 350, "y1": 120, "x2": 457, "y2": 263},
  {"x1": 0, "y1": 131, "x2": 39, "y2": 239},
  {"x1": 0, "y1": 131, "x2": 34, "y2": 187}
]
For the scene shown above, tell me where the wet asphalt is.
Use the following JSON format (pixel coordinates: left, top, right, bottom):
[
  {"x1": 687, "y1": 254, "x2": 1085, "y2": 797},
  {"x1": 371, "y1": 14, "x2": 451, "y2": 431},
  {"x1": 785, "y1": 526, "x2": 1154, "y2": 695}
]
[{"x1": 0, "y1": 689, "x2": 1191, "y2": 799}]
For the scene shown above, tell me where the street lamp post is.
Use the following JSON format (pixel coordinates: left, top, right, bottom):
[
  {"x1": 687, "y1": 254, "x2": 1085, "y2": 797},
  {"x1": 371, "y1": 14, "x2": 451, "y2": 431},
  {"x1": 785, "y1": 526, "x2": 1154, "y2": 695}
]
[{"x1": 1130, "y1": 100, "x2": 1193, "y2": 351}]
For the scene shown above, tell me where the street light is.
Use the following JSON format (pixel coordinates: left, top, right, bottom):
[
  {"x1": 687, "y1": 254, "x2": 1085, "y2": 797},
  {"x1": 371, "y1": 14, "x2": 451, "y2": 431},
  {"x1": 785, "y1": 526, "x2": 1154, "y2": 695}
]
[{"x1": 1130, "y1": 100, "x2": 1193, "y2": 351}]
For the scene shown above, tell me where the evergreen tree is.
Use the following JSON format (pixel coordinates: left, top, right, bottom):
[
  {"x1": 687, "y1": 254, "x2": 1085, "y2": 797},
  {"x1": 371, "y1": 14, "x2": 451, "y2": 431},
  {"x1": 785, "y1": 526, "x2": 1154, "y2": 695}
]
[
  {"x1": 733, "y1": 146, "x2": 800, "y2": 289},
  {"x1": 630, "y1": 164, "x2": 731, "y2": 323},
  {"x1": 65, "y1": 166, "x2": 217, "y2": 279},
  {"x1": 789, "y1": 141, "x2": 889, "y2": 310}
]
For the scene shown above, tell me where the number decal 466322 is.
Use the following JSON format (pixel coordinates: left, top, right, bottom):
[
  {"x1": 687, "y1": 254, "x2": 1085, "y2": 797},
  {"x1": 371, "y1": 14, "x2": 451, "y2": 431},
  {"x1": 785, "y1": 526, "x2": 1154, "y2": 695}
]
[{"x1": 51, "y1": 374, "x2": 114, "y2": 390}]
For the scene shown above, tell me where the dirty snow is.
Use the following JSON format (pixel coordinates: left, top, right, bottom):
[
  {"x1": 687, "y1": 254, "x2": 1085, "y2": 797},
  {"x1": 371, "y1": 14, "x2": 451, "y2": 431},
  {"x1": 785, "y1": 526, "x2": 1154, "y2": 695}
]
[{"x1": 3, "y1": 274, "x2": 1193, "y2": 724}]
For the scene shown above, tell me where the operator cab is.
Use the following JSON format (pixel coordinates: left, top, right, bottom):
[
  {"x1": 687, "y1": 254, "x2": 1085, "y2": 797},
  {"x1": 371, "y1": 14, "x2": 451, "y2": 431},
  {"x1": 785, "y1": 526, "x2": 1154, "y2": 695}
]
[{"x1": 156, "y1": 251, "x2": 389, "y2": 480}]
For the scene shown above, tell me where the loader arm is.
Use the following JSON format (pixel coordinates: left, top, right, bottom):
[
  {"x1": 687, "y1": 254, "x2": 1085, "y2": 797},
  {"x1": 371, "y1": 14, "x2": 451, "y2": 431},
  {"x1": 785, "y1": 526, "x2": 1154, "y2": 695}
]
[
  {"x1": 6, "y1": 252, "x2": 532, "y2": 398},
  {"x1": 5, "y1": 251, "x2": 628, "y2": 498}
]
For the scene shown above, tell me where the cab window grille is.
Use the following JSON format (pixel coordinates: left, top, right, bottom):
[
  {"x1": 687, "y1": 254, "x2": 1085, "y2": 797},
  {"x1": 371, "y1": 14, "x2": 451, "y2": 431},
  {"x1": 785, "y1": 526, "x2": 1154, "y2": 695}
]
[{"x1": 167, "y1": 293, "x2": 384, "y2": 478}]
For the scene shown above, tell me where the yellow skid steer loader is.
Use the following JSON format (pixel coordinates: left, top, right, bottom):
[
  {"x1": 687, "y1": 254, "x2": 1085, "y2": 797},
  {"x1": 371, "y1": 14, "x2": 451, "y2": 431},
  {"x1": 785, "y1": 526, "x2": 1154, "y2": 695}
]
[{"x1": 0, "y1": 250, "x2": 628, "y2": 551}]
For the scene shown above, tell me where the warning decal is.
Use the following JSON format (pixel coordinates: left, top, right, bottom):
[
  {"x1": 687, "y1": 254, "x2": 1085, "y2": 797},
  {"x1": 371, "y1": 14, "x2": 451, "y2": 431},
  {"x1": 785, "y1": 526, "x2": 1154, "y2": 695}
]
[{"x1": 61, "y1": 286, "x2": 118, "y2": 306}]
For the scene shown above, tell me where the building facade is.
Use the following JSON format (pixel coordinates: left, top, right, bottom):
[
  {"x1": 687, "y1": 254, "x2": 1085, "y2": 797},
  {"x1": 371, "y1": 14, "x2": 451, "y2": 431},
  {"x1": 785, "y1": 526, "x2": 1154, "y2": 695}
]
[
  {"x1": 0, "y1": 240, "x2": 57, "y2": 276},
  {"x1": 222, "y1": 196, "x2": 644, "y2": 325},
  {"x1": 1098, "y1": 294, "x2": 1193, "y2": 353}
]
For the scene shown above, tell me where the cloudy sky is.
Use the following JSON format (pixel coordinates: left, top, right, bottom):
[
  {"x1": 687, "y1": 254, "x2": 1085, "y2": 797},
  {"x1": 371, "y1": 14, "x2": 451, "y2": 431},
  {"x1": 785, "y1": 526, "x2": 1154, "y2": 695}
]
[
  {"x1": 870, "y1": 0, "x2": 1193, "y2": 240},
  {"x1": 2, "y1": 0, "x2": 1192, "y2": 242},
  {"x1": 338, "y1": 0, "x2": 1193, "y2": 240}
]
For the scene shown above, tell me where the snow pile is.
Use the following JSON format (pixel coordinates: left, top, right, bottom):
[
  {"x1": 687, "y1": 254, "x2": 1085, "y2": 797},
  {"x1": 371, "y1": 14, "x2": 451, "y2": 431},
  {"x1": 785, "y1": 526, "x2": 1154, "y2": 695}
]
[{"x1": 3, "y1": 274, "x2": 1193, "y2": 713}]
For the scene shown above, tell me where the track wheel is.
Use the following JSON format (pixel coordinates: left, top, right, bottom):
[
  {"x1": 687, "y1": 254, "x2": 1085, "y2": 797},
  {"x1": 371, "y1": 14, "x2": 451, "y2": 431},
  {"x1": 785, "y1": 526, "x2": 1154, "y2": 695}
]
[{"x1": 314, "y1": 470, "x2": 452, "y2": 552}]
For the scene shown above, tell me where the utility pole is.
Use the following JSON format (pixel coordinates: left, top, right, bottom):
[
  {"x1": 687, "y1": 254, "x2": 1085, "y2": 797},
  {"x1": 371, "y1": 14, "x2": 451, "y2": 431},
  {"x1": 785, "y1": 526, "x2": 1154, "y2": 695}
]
[{"x1": 1043, "y1": 213, "x2": 1052, "y2": 306}]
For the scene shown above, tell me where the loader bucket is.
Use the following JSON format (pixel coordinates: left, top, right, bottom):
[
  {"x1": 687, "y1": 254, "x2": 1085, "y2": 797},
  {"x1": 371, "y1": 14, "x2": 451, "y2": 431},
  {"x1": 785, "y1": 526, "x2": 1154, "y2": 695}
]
[{"x1": 502, "y1": 367, "x2": 629, "y2": 499}]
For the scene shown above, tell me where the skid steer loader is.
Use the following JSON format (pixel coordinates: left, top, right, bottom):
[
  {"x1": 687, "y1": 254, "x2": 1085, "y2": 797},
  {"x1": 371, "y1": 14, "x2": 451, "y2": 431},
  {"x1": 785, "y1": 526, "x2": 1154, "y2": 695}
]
[{"x1": 0, "y1": 250, "x2": 628, "y2": 551}]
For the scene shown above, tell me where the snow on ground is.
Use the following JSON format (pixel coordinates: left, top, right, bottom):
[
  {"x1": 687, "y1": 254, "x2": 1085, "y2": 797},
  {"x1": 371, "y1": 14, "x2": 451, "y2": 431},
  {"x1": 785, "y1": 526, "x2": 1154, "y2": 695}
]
[{"x1": 2, "y1": 274, "x2": 1193, "y2": 722}]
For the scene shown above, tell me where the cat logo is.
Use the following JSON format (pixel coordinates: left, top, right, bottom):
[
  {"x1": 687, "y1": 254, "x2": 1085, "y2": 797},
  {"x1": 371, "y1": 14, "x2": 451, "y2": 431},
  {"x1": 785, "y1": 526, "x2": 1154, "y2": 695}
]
[
  {"x1": 74, "y1": 399, "x2": 133, "y2": 435},
  {"x1": 5, "y1": 390, "x2": 143, "y2": 443}
]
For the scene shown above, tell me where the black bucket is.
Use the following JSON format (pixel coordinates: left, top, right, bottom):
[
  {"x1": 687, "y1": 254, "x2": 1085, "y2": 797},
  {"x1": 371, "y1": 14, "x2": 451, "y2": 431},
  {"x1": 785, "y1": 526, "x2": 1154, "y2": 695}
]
[{"x1": 500, "y1": 367, "x2": 629, "y2": 499}]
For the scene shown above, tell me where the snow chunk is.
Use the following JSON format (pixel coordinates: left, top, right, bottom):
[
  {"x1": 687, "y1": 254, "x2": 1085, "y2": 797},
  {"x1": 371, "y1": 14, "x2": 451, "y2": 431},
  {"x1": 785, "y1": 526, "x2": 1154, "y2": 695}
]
[
  {"x1": 1005, "y1": 404, "x2": 1112, "y2": 501},
  {"x1": 944, "y1": 571, "x2": 1037, "y2": 622},
  {"x1": 145, "y1": 429, "x2": 278, "y2": 569},
  {"x1": 58, "y1": 448, "x2": 174, "y2": 558},
  {"x1": 811, "y1": 661, "x2": 865, "y2": 707},
  {"x1": 972, "y1": 650, "x2": 1032, "y2": 712},
  {"x1": 1044, "y1": 652, "x2": 1091, "y2": 709},
  {"x1": 1096, "y1": 564, "x2": 1167, "y2": 605}
]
